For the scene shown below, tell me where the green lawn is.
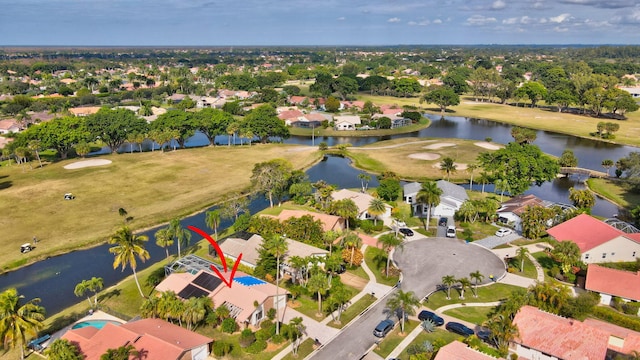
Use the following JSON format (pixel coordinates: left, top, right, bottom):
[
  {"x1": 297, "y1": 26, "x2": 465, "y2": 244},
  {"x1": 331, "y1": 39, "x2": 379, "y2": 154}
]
[
  {"x1": 327, "y1": 294, "x2": 377, "y2": 329},
  {"x1": 365, "y1": 246, "x2": 400, "y2": 286},
  {"x1": 532, "y1": 251, "x2": 557, "y2": 280},
  {"x1": 457, "y1": 221, "x2": 501, "y2": 242},
  {"x1": 282, "y1": 338, "x2": 315, "y2": 360},
  {"x1": 505, "y1": 255, "x2": 538, "y2": 279},
  {"x1": 346, "y1": 264, "x2": 370, "y2": 281},
  {"x1": 426, "y1": 283, "x2": 521, "y2": 310},
  {"x1": 587, "y1": 178, "x2": 640, "y2": 209},
  {"x1": 373, "y1": 319, "x2": 420, "y2": 358},
  {"x1": 443, "y1": 306, "x2": 495, "y2": 325}
]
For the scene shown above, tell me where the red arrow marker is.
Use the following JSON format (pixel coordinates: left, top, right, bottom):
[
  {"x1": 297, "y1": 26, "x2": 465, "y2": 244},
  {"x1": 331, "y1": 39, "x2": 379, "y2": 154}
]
[{"x1": 188, "y1": 225, "x2": 242, "y2": 288}]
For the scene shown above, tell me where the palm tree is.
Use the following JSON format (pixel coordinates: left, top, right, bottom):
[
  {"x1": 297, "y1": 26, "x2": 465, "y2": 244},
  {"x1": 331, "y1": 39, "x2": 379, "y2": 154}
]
[
  {"x1": 181, "y1": 297, "x2": 211, "y2": 331},
  {"x1": 168, "y1": 218, "x2": 191, "y2": 259},
  {"x1": 341, "y1": 232, "x2": 362, "y2": 266},
  {"x1": 0, "y1": 288, "x2": 45, "y2": 360},
  {"x1": 386, "y1": 290, "x2": 420, "y2": 333},
  {"x1": 205, "y1": 209, "x2": 221, "y2": 241},
  {"x1": 601, "y1": 159, "x2": 614, "y2": 176},
  {"x1": 28, "y1": 140, "x2": 43, "y2": 168},
  {"x1": 87, "y1": 277, "x2": 104, "y2": 308},
  {"x1": 323, "y1": 230, "x2": 340, "y2": 255},
  {"x1": 441, "y1": 275, "x2": 456, "y2": 300},
  {"x1": 327, "y1": 284, "x2": 351, "y2": 323},
  {"x1": 330, "y1": 199, "x2": 359, "y2": 230},
  {"x1": 439, "y1": 157, "x2": 457, "y2": 181},
  {"x1": 478, "y1": 171, "x2": 490, "y2": 194},
  {"x1": 100, "y1": 344, "x2": 139, "y2": 360},
  {"x1": 516, "y1": 247, "x2": 529, "y2": 272},
  {"x1": 483, "y1": 313, "x2": 519, "y2": 355},
  {"x1": 552, "y1": 240, "x2": 581, "y2": 274},
  {"x1": 377, "y1": 233, "x2": 404, "y2": 277},
  {"x1": 358, "y1": 173, "x2": 371, "y2": 193},
  {"x1": 494, "y1": 178, "x2": 511, "y2": 202},
  {"x1": 108, "y1": 226, "x2": 150, "y2": 298},
  {"x1": 44, "y1": 339, "x2": 82, "y2": 360},
  {"x1": 287, "y1": 255, "x2": 306, "y2": 285},
  {"x1": 307, "y1": 272, "x2": 329, "y2": 317},
  {"x1": 154, "y1": 227, "x2": 173, "y2": 261},
  {"x1": 469, "y1": 270, "x2": 484, "y2": 298},
  {"x1": 264, "y1": 234, "x2": 288, "y2": 335},
  {"x1": 288, "y1": 316, "x2": 306, "y2": 355},
  {"x1": 416, "y1": 181, "x2": 442, "y2": 230},
  {"x1": 457, "y1": 200, "x2": 477, "y2": 223},
  {"x1": 367, "y1": 198, "x2": 387, "y2": 226},
  {"x1": 140, "y1": 296, "x2": 161, "y2": 319},
  {"x1": 467, "y1": 163, "x2": 478, "y2": 188},
  {"x1": 74, "y1": 280, "x2": 93, "y2": 308},
  {"x1": 458, "y1": 277, "x2": 471, "y2": 299}
]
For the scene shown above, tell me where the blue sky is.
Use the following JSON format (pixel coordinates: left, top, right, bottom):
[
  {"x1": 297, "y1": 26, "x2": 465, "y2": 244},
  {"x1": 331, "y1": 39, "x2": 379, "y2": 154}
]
[{"x1": 2, "y1": 0, "x2": 640, "y2": 46}]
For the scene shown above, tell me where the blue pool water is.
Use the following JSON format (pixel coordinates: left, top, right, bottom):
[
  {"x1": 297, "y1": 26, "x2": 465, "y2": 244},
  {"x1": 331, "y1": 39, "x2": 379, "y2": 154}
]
[
  {"x1": 71, "y1": 320, "x2": 122, "y2": 330},
  {"x1": 234, "y1": 276, "x2": 266, "y2": 286}
]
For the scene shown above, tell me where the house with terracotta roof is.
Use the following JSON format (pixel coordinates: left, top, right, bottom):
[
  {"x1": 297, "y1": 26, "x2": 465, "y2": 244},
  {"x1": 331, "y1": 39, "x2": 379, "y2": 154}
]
[
  {"x1": 582, "y1": 318, "x2": 640, "y2": 357},
  {"x1": 585, "y1": 264, "x2": 640, "y2": 311},
  {"x1": 291, "y1": 113, "x2": 328, "y2": 128},
  {"x1": 497, "y1": 194, "x2": 552, "y2": 232},
  {"x1": 0, "y1": 119, "x2": 21, "y2": 134},
  {"x1": 271, "y1": 209, "x2": 345, "y2": 232},
  {"x1": 434, "y1": 341, "x2": 503, "y2": 360},
  {"x1": 277, "y1": 109, "x2": 304, "y2": 124},
  {"x1": 511, "y1": 305, "x2": 610, "y2": 359},
  {"x1": 62, "y1": 318, "x2": 212, "y2": 360},
  {"x1": 331, "y1": 189, "x2": 392, "y2": 220},
  {"x1": 546, "y1": 214, "x2": 640, "y2": 263},
  {"x1": 156, "y1": 269, "x2": 288, "y2": 327}
]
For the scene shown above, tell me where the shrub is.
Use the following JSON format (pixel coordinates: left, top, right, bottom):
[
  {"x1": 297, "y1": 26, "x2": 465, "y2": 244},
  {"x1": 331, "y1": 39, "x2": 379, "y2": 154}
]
[
  {"x1": 342, "y1": 248, "x2": 363, "y2": 266},
  {"x1": 239, "y1": 329, "x2": 256, "y2": 348},
  {"x1": 244, "y1": 340, "x2": 267, "y2": 354},
  {"x1": 319, "y1": 142, "x2": 328, "y2": 151},
  {"x1": 213, "y1": 341, "x2": 232, "y2": 356},
  {"x1": 623, "y1": 302, "x2": 640, "y2": 315},
  {"x1": 255, "y1": 328, "x2": 271, "y2": 342},
  {"x1": 260, "y1": 319, "x2": 274, "y2": 330},
  {"x1": 271, "y1": 334, "x2": 286, "y2": 344},
  {"x1": 221, "y1": 318, "x2": 238, "y2": 334},
  {"x1": 592, "y1": 306, "x2": 640, "y2": 331},
  {"x1": 267, "y1": 308, "x2": 277, "y2": 320}
]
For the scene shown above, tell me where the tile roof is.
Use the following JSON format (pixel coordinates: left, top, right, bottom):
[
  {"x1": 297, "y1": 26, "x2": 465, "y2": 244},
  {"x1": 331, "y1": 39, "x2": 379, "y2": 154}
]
[
  {"x1": 274, "y1": 209, "x2": 344, "y2": 232},
  {"x1": 331, "y1": 189, "x2": 390, "y2": 216},
  {"x1": 121, "y1": 318, "x2": 211, "y2": 351},
  {"x1": 333, "y1": 115, "x2": 361, "y2": 125},
  {"x1": 435, "y1": 341, "x2": 503, "y2": 360},
  {"x1": 512, "y1": 305, "x2": 609, "y2": 359},
  {"x1": 498, "y1": 195, "x2": 548, "y2": 216},
  {"x1": 583, "y1": 318, "x2": 640, "y2": 355},
  {"x1": 277, "y1": 109, "x2": 304, "y2": 120},
  {"x1": 218, "y1": 233, "x2": 263, "y2": 266},
  {"x1": 585, "y1": 264, "x2": 640, "y2": 301},
  {"x1": 546, "y1": 214, "x2": 628, "y2": 252},
  {"x1": 403, "y1": 181, "x2": 422, "y2": 195}
]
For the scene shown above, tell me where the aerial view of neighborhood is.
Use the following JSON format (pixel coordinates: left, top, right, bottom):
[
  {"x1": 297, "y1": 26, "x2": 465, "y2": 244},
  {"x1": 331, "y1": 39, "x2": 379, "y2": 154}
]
[{"x1": 2, "y1": 1, "x2": 640, "y2": 360}]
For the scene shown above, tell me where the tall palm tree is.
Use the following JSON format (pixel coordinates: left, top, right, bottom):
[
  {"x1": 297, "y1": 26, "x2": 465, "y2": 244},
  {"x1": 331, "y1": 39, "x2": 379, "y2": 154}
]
[
  {"x1": 27, "y1": 140, "x2": 43, "y2": 168},
  {"x1": 358, "y1": 173, "x2": 371, "y2": 193},
  {"x1": 181, "y1": 297, "x2": 209, "y2": 331},
  {"x1": 74, "y1": 280, "x2": 92, "y2": 308},
  {"x1": 0, "y1": 288, "x2": 45, "y2": 360},
  {"x1": 140, "y1": 296, "x2": 161, "y2": 319},
  {"x1": 469, "y1": 270, "x2": 484, "y2": 298},
  {"x1": 168, "y1": 218, "x2": 191, "y2": 259},
  {"x1": 205, "y1": 209, "x2": 221, "y2": 241},
  {"x1": 87, "y1": 277, "x2": 104, "y2": 308},
  {"x1": 601, "y1": 159, "x2": 614, "y2": 176},
  {"x1": 439, "y1": 157, "x2": 457, "y2": 181},
  {"x1": 441, "y1": 275, "x2": 456, "y2": 300},
  {"x1": 307, "y1": 272, "x2": 329, "y2": 317},
  {"x1": 386, "y1": 290, "x2": 420, "y2": 333},
  {"x1": 458, "y1": 277, "x2": 471, "y2": 299},
  {"x1": 467, "y1": 163, "x2": 478, "y2": 188},
  {"x1": 377, "y1": 233, "x2": 404, "y2": 277},
  {"x1": 416, "y1": 181, "x2": 442, "y2": 230},
  {"x1": 478, "y1": 171, "x2": 490, "y2": 194},
  {"x1": 367, "y1": 198, "x2": 387, "y2": 226},
  {"x1": 108, "y1": 226, "x2": 150, "y2": 298},
  {"x1": 516, "y1": 247, "x2": 530, "y2": 273},
  {"x1": 323, "y1": 230, "x2": 340, "y2": 255},
  {"x1": 154, "y1": 227, "x2": 173, "y2": 261},
  {"x1": 494, "y1": 178, "x2": 510, "y2": 202},
  {"x1": 330, "y1": 199, "x2": 359, "y2": 230},
  {"x1": 483, "y1": 313, "x2": 519, "y2": 355},
  {"x1": 264, "y1": 234, "x2": 288, "y2": 335}
]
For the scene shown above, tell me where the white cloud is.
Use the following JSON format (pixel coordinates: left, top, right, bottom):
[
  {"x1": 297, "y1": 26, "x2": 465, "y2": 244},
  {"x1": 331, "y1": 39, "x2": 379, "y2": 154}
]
[
  {"x1": 611, "y1": 8, "x2": 640, "y2": 24},
  {"x1": 549, "y1": 13, "x2": 571, "y2": 23},
  {"x1": 466, "y1": 14, "x2": 497, "y2": 26},
  {"x1": 491, "y1": 0, "x2": 506, "y2": 10},
  {"x1": 387, "y1": 17, "x2": 401, "y2": 23},
  {"x1": 553, "y1": 26, "x2": 569, "y2": 32},
  {"x1": 503, "y1": 17, "x2": 517, "y2": 25},
  {"x1": 336, "y1": 16, "x2": 345, "y2": 21},
  {"x1": 433, "y1": 18, "x2": 442, "y2": 24},
  {"x1": 559, "y1": 0, "x2": 636, "y2": 9},
  {"x1": 408, "y1": 19, "x2": 430, "y2": 26}
]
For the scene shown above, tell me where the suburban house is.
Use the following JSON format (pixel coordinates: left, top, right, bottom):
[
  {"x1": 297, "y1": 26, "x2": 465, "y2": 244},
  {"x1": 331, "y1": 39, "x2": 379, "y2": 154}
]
[
  {"x1": 156, "y1": 269, "x2": 288, "y2": 328},
  {"x1": 546, "y1": 214, "x2": 640, "y2": 263},
  {"x1": 333, "y1": 115, "x2": 361, "y2": 131},
  {"x1": 434, "y1": 341, "x2": 503, "y2": 360},
  {"x1": 277, "y1": 109, "x2": 304, "y2": 123},
  {"x1": 585, "y1": 264, "x2": 640, "y2": 312},
  {"x1": 0, "y1": 119, "x2": 21, "y2": 134},
  {"x1": 511, "y1": 305, "x2": 640, "y2": 359},
  {"x1": 68, "y1": 106, "x2": 101, "y2": 117},
  {"x1": 288, "y1": 96, "x2": 326, "y2": 109},
  {"x1": 497, "y1": 194, "x2": 552, "y2": 232},
  {"x1": 402, "y1": 180, "x2": 468, "y2": 217},
  {"x1": 62, "y1": 318, "x2": 212, "y2": 360},
  {"x1": 511, "y1": 305, "x2": 610, "y2": 359},
  {"x1": 214, "y1": 232, "x2": 329, "y2": 269},
  {"x1": 269, "y1": 209, "x2": 346, "y2": 232},
  {"x1": 290, "y1": 113, "x2": 327, "y2": 128},
  {"x1": 195, "y1": 96, "x2": 226, "y2": 109},
  {"x1": 331, "y1": 189, "x2": 392, "y2": 220}
]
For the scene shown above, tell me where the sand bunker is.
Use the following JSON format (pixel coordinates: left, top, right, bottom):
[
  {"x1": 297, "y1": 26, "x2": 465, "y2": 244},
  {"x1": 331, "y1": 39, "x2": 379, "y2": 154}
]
[
  {"x1": 64, "y1": 159, "x2": 112, "y2": 169},
  {"x1": 408, "y1": 153, "x2": 441, "y2": 161},
  {"x1": 432, "y1": 162, "x2": 468, "y2": 170},
  {"x1": 474, "y1": 141, "x2": 501, "y2": 150},
  {"x1": 424, "y1": 142, "x2": 456, "y2": 150}
]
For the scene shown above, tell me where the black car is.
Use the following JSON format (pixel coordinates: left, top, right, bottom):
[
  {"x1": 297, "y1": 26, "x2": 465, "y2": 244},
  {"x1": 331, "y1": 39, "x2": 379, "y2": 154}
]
[
  {"x1": 445, "y1": 322, "x2": 474, "y2": 337},
  {"x1": 373, "y1": 319, "x2": 395, "y2": 338},
  {"x1": 417, "y1": 310, "x2": 444, "y2": 326},
  {"x1": 398, "y1": 228, "x2": 414, "y2": 237},
  {"x1": 476, "y1": 327, "x2": 494, "y2": 344},
  {"x1": 438, "y1": 217, "x2": 448, "y2": 227}
]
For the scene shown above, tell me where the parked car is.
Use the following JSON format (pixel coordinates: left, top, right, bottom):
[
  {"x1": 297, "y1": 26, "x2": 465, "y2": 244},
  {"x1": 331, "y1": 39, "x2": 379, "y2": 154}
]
[
  {"x1": 445, "y1": 322, "x2": 474, "y2": 337},
  {"x1": 446, "y1": 226, "x2": 456, "y2": 238},
  {"x1": 398, "y1": 228, "x2": 414, "y2": 237},
  {"x1": 418, "y1": 310, "x2": 444, "y2": 326},
  {"x1": 373, "y1": 319, "x2": 395, "y2": 338},
  {"x1": 439, "y1": 217, "x2": 448, "y2": 227},
  {"x1": 393, "y1": 219, "x2": 407, "y2": 228},
  {"x1": 476, "y1": 327, "x2": 494, "y2": 344},
  {"x1": 495, "y1": 228, "x2": 513, "y2": 237}
]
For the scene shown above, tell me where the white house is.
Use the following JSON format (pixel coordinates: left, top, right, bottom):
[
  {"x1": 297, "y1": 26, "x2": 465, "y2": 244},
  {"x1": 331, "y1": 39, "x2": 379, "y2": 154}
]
[
  {"x1": 331, "y1": 188, "x2": 392, "y2": 220},
  {"x1": 403, "y1": 180, "x2": 468, "y2": 217},
  {"x1": 333, "y1": 115, "x2": 361, "y2": 131},
  {"x1": 496, "y1": 194, "x2": 552, "y2": 232}
]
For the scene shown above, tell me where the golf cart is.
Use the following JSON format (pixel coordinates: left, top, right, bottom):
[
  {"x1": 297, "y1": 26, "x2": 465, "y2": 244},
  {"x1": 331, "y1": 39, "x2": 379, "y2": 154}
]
[
  {"x1": 21, "y1": 243, "x2": 33, "y2": 253},
  {"x1": 64, "y1": 193, "x2": 75, "y2": 200}
]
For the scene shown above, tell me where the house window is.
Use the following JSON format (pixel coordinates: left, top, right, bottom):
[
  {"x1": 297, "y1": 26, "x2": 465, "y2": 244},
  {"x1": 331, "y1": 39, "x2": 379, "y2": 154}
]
[
  {"x1": 584, "y1": 254, "x2": 590, "y2": 260},
  {"x1": 602, "y1": 253, "x2": 607, "y2": 259}
]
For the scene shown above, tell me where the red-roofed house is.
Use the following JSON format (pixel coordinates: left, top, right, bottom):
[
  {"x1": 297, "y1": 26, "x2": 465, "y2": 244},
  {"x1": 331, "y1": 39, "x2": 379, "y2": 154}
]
[
  {"x1": 277, "y1": 109, "x2": 304, "y2": 124},
  {"x1": 583, "y1": 318, "x2": 640, "y2": 357},
  {"x1": 272, "y1": 209, "x2": 345, "y2": 232},
  {"x1": 511, "y1": 305, "x2": 609, "y2": 359},
  {"x1": 62, "y1": 318, "x2": 212, "y2": 360},
  {"x1": 0, "y1": 119, "x2": 21, "y2": 134},
  {"x1": 585, "y1": 264, "x2": 640, "y2": 311},
  {"x1": 435, "y1": 341, "x2": 503, "y2": 360},
  {"x1": 546, "y1": 214, "x2": 640, "y2": 263}
]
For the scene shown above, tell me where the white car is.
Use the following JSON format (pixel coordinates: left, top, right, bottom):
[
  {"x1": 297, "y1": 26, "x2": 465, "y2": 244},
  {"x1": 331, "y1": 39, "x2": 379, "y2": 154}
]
[
  {"x1": 495, "y1": 228, "x2": 513, "y2": 237},
  {"x1": 446, "y1": 226, "x2": 456, "y2": 238}
]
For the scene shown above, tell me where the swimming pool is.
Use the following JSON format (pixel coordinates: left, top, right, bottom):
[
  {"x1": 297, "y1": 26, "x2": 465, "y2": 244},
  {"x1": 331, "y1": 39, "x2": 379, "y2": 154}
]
[{"x1": 71, "y1": 319, "x2": 123, "y2": 330}]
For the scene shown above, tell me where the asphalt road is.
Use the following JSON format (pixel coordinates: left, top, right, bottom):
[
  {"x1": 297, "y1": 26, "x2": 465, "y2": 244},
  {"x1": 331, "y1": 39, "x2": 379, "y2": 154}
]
[{"x1": 309, "y1": 236, "x2": 505, "y2": 360}]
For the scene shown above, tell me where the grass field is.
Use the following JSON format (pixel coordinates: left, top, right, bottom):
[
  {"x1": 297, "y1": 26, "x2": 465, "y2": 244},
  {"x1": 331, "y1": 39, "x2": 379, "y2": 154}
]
[
  {"x1": 426, "y1": 283, "x2": 521, "y2": 310},
  {"x1": 443, "y1": 306, "x2": 495, "y2": 325},
  {"x1": 0, "y1": 144, "x2": 322, "y2": 271},
  {"x1": 346, "y1": 137, "x2": 500, "y2": 182},
  {"x1": 587, "y1": 178, "x2": 640, "y2": 209}
]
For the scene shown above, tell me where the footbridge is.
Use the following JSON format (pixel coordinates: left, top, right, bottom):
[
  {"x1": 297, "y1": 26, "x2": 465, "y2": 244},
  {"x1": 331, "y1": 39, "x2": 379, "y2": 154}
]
[{"x1": 559, "y1": 167, "x2": 609, "y2": 179}]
